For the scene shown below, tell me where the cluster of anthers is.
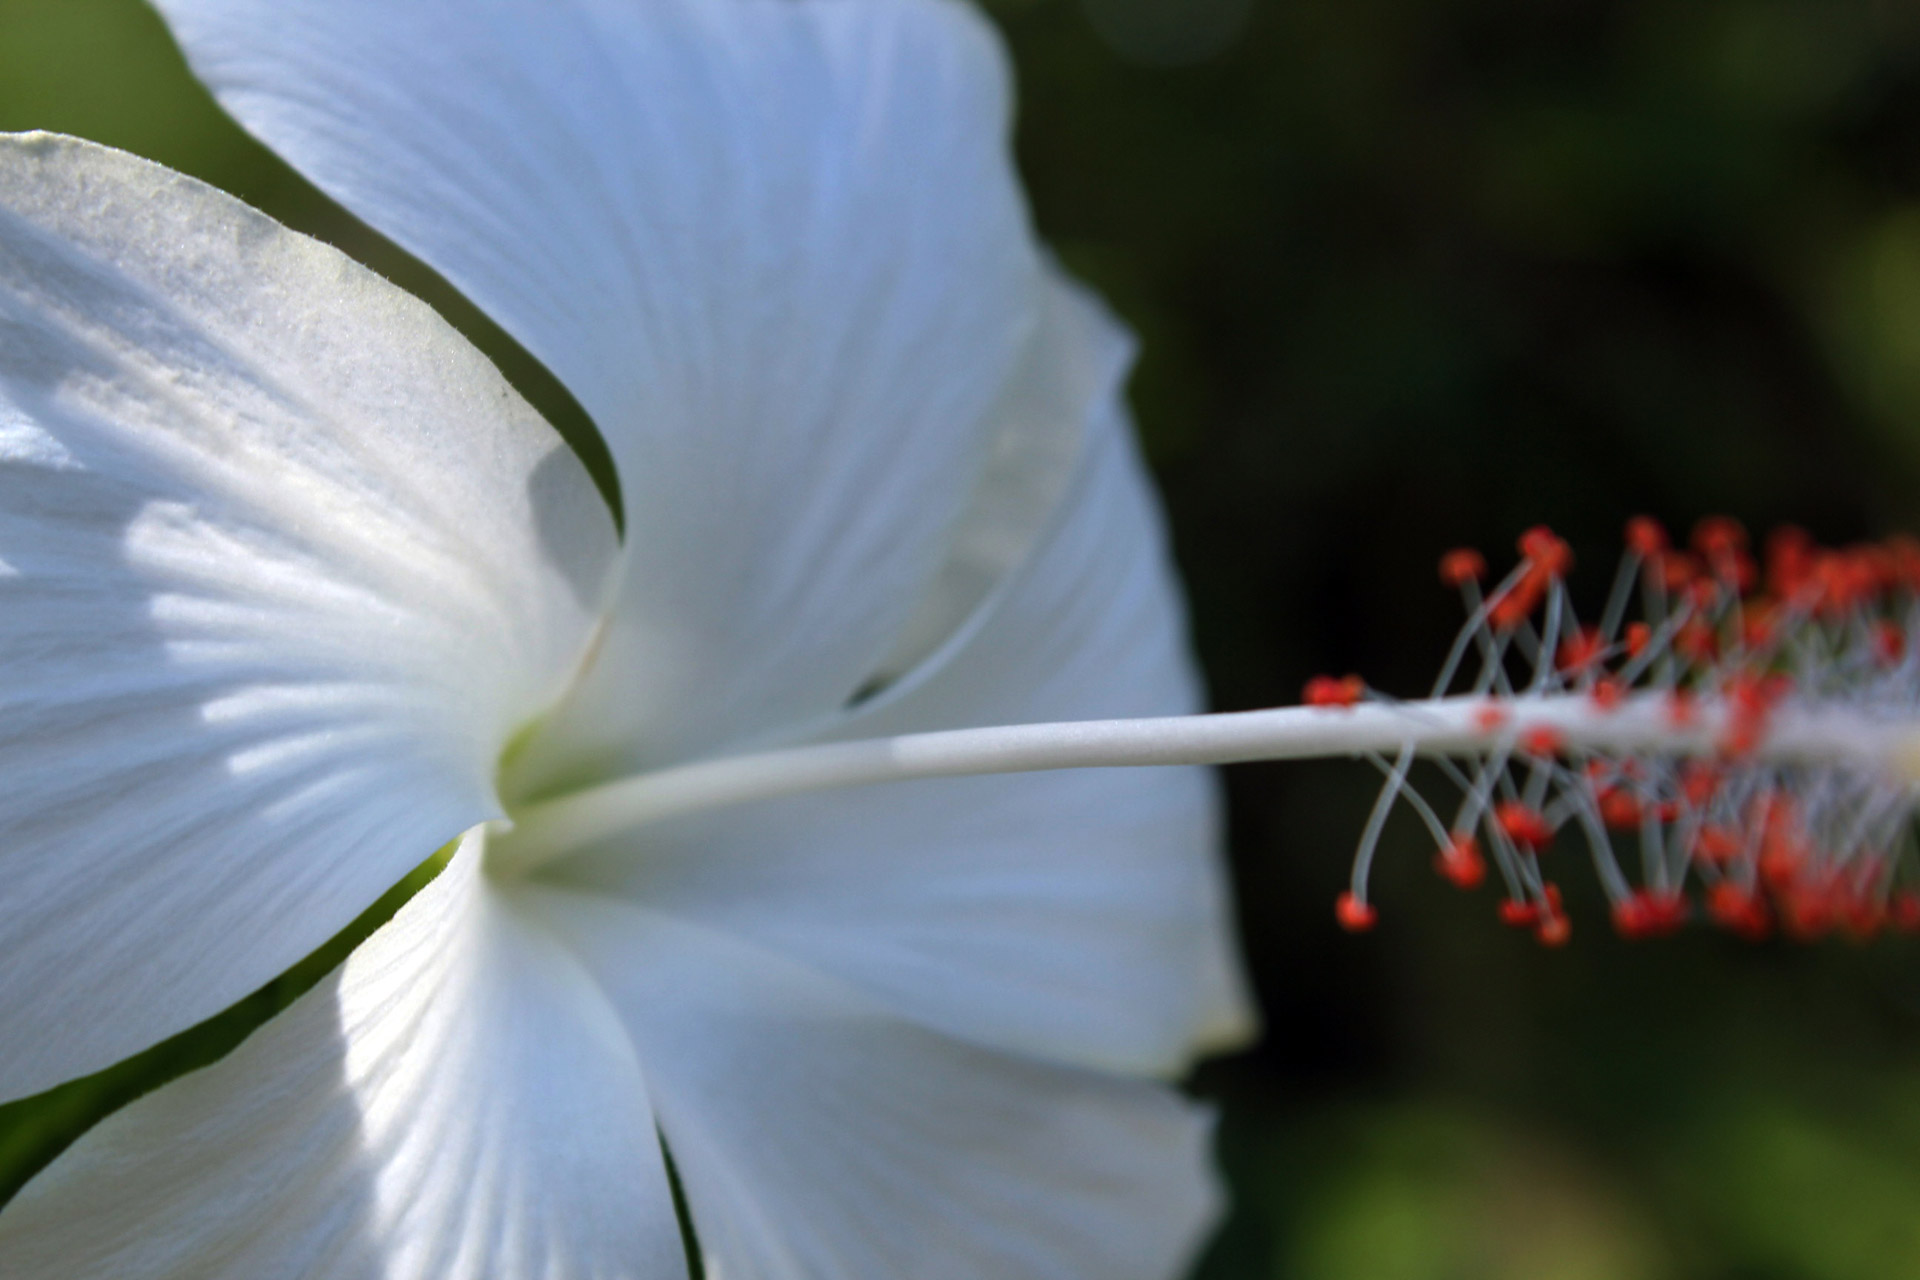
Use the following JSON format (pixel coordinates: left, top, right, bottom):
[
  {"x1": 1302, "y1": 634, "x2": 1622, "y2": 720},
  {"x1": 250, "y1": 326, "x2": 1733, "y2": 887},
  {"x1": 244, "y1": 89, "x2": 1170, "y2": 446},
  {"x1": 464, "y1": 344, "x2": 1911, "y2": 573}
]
[{"x1": 1313, "y1": 518, "x2": 1920, "y2": 946}]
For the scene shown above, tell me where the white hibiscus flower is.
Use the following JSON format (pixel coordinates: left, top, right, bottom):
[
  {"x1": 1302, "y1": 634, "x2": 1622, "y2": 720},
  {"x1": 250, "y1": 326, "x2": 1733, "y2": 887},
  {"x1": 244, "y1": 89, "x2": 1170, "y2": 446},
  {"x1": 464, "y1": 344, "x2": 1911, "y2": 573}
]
[{"x1": 0, "y1": 0, "x2": 1254, "y2": 1276}]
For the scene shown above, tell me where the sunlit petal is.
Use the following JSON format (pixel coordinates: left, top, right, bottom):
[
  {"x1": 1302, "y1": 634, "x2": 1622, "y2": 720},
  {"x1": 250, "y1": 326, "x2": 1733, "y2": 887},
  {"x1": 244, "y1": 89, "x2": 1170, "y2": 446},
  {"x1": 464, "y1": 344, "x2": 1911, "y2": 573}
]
[
  {"x1": 0, "y1": 134, "x2": 616, "y2": 1100},
  {"x1": 156, "y1": 0, "x2": 1044, "y2": 771},
  {"x1": 0, "y1": 835, "x2": 686, "y2": 1280}
]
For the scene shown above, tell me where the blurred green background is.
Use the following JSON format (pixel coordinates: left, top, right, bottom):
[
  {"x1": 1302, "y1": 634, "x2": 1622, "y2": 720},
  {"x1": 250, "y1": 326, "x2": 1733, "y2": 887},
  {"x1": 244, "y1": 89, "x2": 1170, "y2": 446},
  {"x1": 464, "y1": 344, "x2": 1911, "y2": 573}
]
[{"x1": 8, "y1": 0, "x2": 1920, "y2": 1275}]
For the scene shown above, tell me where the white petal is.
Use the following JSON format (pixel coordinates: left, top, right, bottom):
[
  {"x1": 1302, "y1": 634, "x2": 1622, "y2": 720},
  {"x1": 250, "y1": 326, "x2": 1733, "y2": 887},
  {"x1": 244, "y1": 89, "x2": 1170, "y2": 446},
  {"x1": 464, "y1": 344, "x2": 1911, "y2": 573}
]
[
  {"x1": 156, "y1": 0, "x2": 1045, "y2": 770},
  {"x1": 550, "y1": 287, "x2": 1255, "y2": 1075},
  {"x1": 0, "y1": 836, "x2": 687, "y2": 1280},
  {"x1": 864, "y1": 265, "x2": 1110, "y2": 688},
  {"x1": 520, "y1": 886, "x2": 1223, "y2": 1280},
  {"x1": 0, "y1": 134, "x2": 617, "y2": 1099}
]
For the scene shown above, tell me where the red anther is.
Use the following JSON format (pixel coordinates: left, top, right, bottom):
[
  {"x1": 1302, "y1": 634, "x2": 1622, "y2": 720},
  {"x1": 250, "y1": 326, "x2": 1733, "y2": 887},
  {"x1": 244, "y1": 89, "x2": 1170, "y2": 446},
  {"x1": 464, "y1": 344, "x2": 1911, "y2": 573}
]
[
  {"x1": 1675, "y1": 618, "x2": 1718, "y2": 663},
  {"x1": 1303, "y1": 674, "x2": 1366, "y2": 708},
  {"x1": 1613, "y1": 890, "x2": 1688, "y2": 940},
  {"x1": 1611, "y1": 894, "x2": 1650, "y2": 940},
  {"x1": 1680, "y1": 761, "x2": 1720, "y2": 808},
  {"x1": 1518, "y1": 725, "x2": 1565, "y2": 758},
  {"x1": 1624, "y1": 621, "x2": 1653, "y2": 658},
  {"x1": 1725, "y1": 670, "x2": 1776, "y2": 712},
  {"x1": 1598, "y1": 786, "x2": 1640, "y2": 830},
  {"x1": 1433, "y1": 833, "x2": 1486, "y2": 890},
  {"x1": 1654, "y1": 551, "x2": 1702, "y2": 593},
  {"x1": 1664, "y1": 688, "x2": 1698, "y2": 728},
  {"x1": 1779, "y1": 882, "x2": 1837, "y2": 942},
  {"x1": 1741, "y1": 598, "x2": 1778, "y2": 651},
  {"x1": 1473, "y1": 703, "x2": 1509, "y2": 732},
  {"x1": 1693, "y1": 516, "x2": 1749, "y2": 559},
  {"x1": 1767, "y1": 525, "x2": 1814, "y2": 600},
  {"x1": 1754, "y1": 790, "x2": 1802, "y2": 840},
  {"x1": 1495, "y1": 801, "x2": 1554, "y2": 851},
  {"x1": 1536, "y1": 912, "x2": 1572, "y2": 947},
  {"x1": 1874, "y1": 620, "x2": 1906, "y2": 666},
  {"x1": 1335, "y1": 892, "x2": 1377, "y2": 932},
  {"x1": 1891, "y1": 891, "x2": 1920, "y2": 934},
  {"x1": 1720, "y1": 718, "x2": 1764, "y2": 760},
  {"x1": 1812, "y1": 550, "x2": 1880, "y2": 617},
  {"x1": 1533, "y1": 886, "x2": 1570, "y2": 945},
  {"x1": 1760, "y1": 842, "x2": 1805, "y2": 892},
  {"x1": 1684, "y1": 577, "x2": 1722, "y2": 611},
  {"x1": 1487, "y1": 586, "x2": 1533, "y2": 630},
  {"x1": 1488, "y1": 531, "x2": 1572, "y2": 628},
  {"x1": 1653, "y1": 799, "x2": 1682, "y2": 823},
  {"x1": 1726, "y1": 552, "x2": 1758, "y2": 593},
  {"x1": 1589, "y1": 677, "x2": 1625, "y2": 712},
  {"x1": 1707, "y1": 883, "x2": 1772, "y2": 942},
  {"x1": 1692, "y1": 825, "x2": 1742, "y2": 866},
  {"x1": 1647, "y1": 892, "x2": 1689, "y2": 933},
  {"x1": 1720, "y1": 672, "x2": 1779, "y2": 757},
  {"x1": 1725, "y1": 670, "x2": 1775, "y2": 712},
  {"x1": 1693, "y1": 517, "x2": 1756, "y2": 590},
  {"x1": 1498, "y1": 898, "x2": 1540, "y2": 928},
  {"x1": 1518, "y1": 525, "x2": 1573, "y2": 577},
  {"x1": 1439, "y1": 547, "x2": 1488, "y2": 588},
  {"x1": 1487, "y1": 576, "x2": 1547, "y2": 630},
  {"x1": 1811, "y1": 552, "x2": 1849, "y2": 615},
  {"x1": 1625, "y1": 515, "x2": 1669, "y2": 557},
  {"x1": 1557, "y1": 626, "x2": 1607, "y2": 674}
]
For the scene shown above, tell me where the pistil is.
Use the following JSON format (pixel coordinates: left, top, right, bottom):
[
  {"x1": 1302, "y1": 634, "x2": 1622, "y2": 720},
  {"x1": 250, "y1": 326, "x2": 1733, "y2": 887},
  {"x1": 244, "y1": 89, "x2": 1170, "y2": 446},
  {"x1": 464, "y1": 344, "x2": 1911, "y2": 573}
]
[
  {"x1": 487, "y1": 690, "x2": 1917, "y2": 878},
  {"x1": 493, "y1": 516, "x2": 1920, "y2": 949}
]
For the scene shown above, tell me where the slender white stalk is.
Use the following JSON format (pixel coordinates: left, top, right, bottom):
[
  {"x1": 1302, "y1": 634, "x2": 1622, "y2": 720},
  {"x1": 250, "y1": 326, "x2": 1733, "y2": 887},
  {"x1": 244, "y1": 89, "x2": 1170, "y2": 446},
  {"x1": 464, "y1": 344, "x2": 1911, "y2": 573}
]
[{"x1": 487, "y1": 692, "x2": 1920, "y2": 878}]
